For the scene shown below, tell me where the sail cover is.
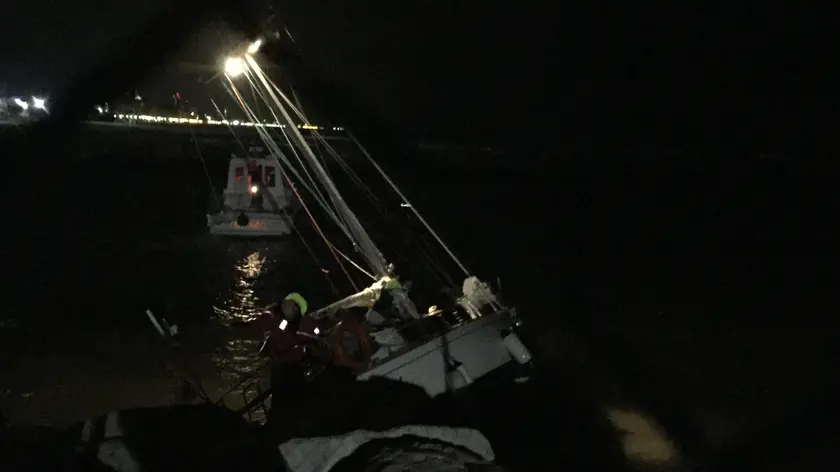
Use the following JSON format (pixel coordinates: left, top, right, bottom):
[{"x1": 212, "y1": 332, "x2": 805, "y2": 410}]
[{"x1": 309, "y1": 277, "x2": 395, "y2": 320}]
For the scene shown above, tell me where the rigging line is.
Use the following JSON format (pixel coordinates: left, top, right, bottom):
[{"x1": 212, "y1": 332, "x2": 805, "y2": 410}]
[
  {"x1": 266, "y1": 79, "x2": 350, "y2": 199},
  {"x1": 223, "y1": 80, "x2": 351, "y2": 240},
  {"x1": 313, "y1": 145, "x2": 453, "y2": 283},
  {"x1": 308, "y1": 132, "x2": 337, "y2": 186},
  {"x1": 293, "y1": 143, "x2": 370, "y2": 288},
  {"x1": 265, "y1": 72, "x2": 364, "y2": 209},
  {"x1": 310, "y1": 143, "x2": 357, "y2": 234},
  {"x1": 305, "y1": 132, "x2": 390, "y2": 255},
  {"x1": 314, "y1": 132, "x2": 382, "y2": 204},
  {"x1": 316, "y1": 127, "x2": 460, "y2": 286},
  {"x1": 270, "y1": 95, "x2": 340, "y2": 192},
  {"x1": 290, "y1": 85, "x2": 307, "y2": 122},
  {"x1": 249, "y1": 79, "x2": 263, "y2": 120},
  {"x1": 321, "y1": 143, "x2": 452, "y2": 284},
  {"x1": 226, "y1": 76, "x2": 359, "y2": 291},
  {"x1": 323, "y1": 239, "x2": 376, "y2": 281},
  {"x1": 272, "y1": 93, "x2": 358, "y2": 202},
  {"x1": 267, "y1": 87, "x2": 331, "y2": 181},
  {"x1": 257, "y1": 65, "x2": 465, "y2": 301},
  {"x1": 243, "y1": 133, "x2": 356, "y2": 291},
  {"x1": 265, "y1": 73, "x2": 308, "y2": 123},
  {"x1": 235, "y1": 110, "x2": 354, "y2": 256},
  {"x1": 299, "y1": 122, "x2": 457, "y2": 288},
  {"x1": 349, "y1": 132, "x2": 471, "y2": 277},
  {"x1": 245, "y1": 72, "x2": 337, "y2": 220},
  {"x1": 385, "y1": 200, "x2": 460, "y2": 285},
  {"x1": 209, "y1": 97, "x2": 248, "y2": 154},
  {"x1": 405, "y1": 241, "x2": 457, "y2": 288},
  {"x1": 214, "y1": 89, "x2": 340, "y2": 296},
  {"x1": 276, "y1": 124, "x2": 353, "y2": 237},
  {"x1": 282, "y1": 205, "x2": 341, "y2": 297},
  {"x1": 294, "y1": 135, "x2": 357, "y2": 238},
  {"x1": 273, "y1": 137, "x2": 360, "y2": 280},
  {"x1": 304, "y1": 139, "x2": 373, "y2": 278},
  {"x1": 206, "y1": 82, "x2": 337, "y2": 295},
  {"x1": 255, "y1": 77, "x2": 353, "y2": 234},
  {"x1": 309, "y1": 132, "x2": 456, "y2": 286},
  {"x1": 281, "y1": 170, "x2": 360, "y2": 292},
  {"x1": 183, "y1": 108, "x2": 221, "y2": 209},
  {"x1": 227, "y1": 75, "x2": 345, "y2": 232},
  {"x1": 268, "y1": 126, "x2": 333, "y2": 218},
  {"x1": 247, "y1": 56, "x2": 391, "y2": 279},
  {"x1": 270, "y1": 125, "x2": 329, "y2": 210}
]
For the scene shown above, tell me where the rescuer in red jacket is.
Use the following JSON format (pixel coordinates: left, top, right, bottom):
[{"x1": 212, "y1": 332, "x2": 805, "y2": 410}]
[
  {"x1": 255, "y1": 292, "x2": 319, "y2": 363},
  {"x1": 255, "y1": 292, "x2": 327, "y2": 430}
]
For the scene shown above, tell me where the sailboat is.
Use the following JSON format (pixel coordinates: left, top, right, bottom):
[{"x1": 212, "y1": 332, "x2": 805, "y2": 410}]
[
  {"x1": 210, "y1": 47, "x2": 534, "y2": 399},
  {"x1": 199, "y1": 41, "x2": 536, "y2": 472}
]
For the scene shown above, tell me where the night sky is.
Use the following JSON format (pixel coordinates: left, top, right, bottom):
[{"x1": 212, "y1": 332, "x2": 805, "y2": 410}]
[{"x1": 2, "y1": 2, "x2": 835, "y2": 154}]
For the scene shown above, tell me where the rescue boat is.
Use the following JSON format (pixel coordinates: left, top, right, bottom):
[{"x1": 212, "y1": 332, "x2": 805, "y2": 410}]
[{"x1": 206, "y1": 147, "x2": 297, "y2": 237}]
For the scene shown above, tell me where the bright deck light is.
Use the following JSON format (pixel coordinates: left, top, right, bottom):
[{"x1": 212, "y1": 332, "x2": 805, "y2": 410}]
[
  {"x1": 225, "y1": 57, "x2": 245, "y2": 77},
  {"x1": 32, "y1": 97, "x2": 46, "y2": 110},
  {"x1": 247, "y1": 39, "x2": 263, "y2": 55}
]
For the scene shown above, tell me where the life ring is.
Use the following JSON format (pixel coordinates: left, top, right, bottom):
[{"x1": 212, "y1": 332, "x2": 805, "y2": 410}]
[{"x1": 329, "y1": 319, "x2": 372, "y2": 374}]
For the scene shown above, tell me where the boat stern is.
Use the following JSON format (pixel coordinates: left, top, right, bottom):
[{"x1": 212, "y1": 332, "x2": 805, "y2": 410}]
[{"x1": 206, "y1": 211, "x2": 294, "y2": 237}]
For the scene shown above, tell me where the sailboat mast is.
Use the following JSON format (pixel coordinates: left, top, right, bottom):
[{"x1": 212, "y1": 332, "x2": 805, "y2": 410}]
[
  {"x1": 247, "y1": 57, "x2": 389, "y2": 278},
  {"x1": 303, "y1": 137, "x2": 389, "y2": 278}
]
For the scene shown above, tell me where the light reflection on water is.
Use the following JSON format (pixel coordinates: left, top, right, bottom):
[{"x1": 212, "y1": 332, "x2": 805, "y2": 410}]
[
  {"x1": 208, "y1": 241, "x2": 293, "y2": 403},
  {"x1": 213, "y1": 250, "x2": 267, "y2": 322},
  {"x1": 3, "y1": 225, "x2": 306, "y2": 424},
  {"x1": 212, "y1": 339, "x2": 267, "y2": 384},
  {"x1": 211, "y1": 241, "x2": 291, "y2": 324}
]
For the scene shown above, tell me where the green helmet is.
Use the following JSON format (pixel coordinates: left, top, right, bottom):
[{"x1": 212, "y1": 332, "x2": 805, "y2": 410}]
[
  {"x1": 283, "y1": 292, "x2": 308, "y2": 315},
  {"x1": 384, "y1": 277, "x2": 402, "y2": 290}
]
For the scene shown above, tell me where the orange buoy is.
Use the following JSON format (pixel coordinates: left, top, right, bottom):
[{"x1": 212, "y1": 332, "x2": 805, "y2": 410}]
[{"x1": 329, "y1": 319, "x2": 372, "y2": 374}]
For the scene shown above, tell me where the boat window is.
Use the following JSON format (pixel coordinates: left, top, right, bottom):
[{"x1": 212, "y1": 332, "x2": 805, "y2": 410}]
[
  {"x1": 235, "y1": 167, "x2": 244, "y2": 180},
  {"x1": 264, "y1": 166, "x2": 276, "y2": 187}
]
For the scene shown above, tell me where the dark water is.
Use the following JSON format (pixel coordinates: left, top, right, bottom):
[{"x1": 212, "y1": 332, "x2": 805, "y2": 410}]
[{"x1": 2, "y1": 142, "x2": 840, "y2": 467}]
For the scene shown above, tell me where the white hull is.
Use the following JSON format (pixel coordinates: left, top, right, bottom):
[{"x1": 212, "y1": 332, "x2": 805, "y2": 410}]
[
  {"x1": 206, "y1": 211, "x2": 294, "y2": 237},
  {"x1": 358, "y1": 311, "x2": 521, "y2": 396}
]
